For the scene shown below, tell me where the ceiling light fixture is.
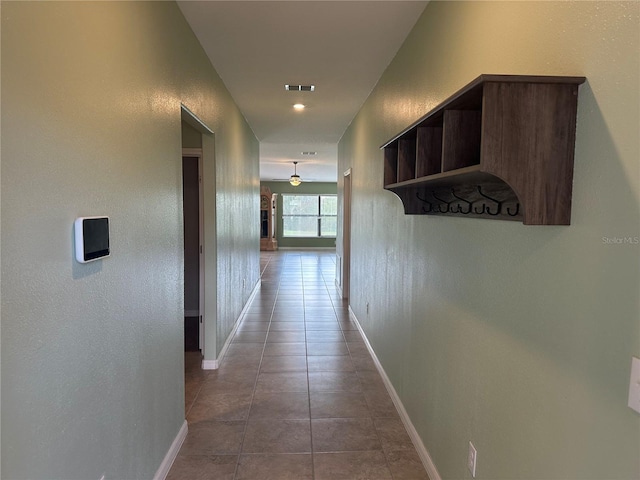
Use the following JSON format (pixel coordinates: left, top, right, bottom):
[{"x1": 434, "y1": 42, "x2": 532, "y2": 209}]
[
  {"x1": 289, "y1": 161, "x2": 302, "y2": 187},
  {"x1": 293, "y1": 103, "x2": 305, "y2": 111}
]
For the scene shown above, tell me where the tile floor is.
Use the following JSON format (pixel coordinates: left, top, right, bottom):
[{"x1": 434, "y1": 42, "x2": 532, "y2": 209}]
[{"x1": 168, "y1": 250, "x2": 430, "y2": 480}]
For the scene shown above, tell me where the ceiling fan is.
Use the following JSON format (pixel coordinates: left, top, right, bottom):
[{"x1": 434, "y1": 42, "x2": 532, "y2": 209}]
[
  {"x1": 289, "y1": 161, "x2": 302, "y2": 186},
  {"x1": 269, "y1": 161, "x2": 310, "y2": 185}
]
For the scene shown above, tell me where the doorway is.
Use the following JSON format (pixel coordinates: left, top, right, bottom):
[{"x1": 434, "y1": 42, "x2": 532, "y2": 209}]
[
  {"x1": 182, "y1": 149, "x2": 204, "y2": 351},
  {"x1": 342, "y1": 168, "x2": 352, "y2": 300}
]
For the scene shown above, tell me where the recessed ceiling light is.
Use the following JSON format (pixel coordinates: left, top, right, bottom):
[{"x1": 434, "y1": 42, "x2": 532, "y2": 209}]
[{"x1": 293, "y1": 104, "x2": 305, "y2": 111}]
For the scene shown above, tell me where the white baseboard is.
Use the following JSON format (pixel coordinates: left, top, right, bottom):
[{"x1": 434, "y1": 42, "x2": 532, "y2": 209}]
[
  {"x1": 201, "y1": 359, "x2": 218, "y2": 370},
  {"x1": 348, "y1": 307, "x2": 442, "y2": 480},
  {"x1": 335, "y1": 279, "x2": 343, "y2": 299},
  {"x1": 201, "y1": 279, "x2": 262, "y2": 370},
  {"x1": 153, "y1": 420, "x2": 188, "y2": 480},
  {"x1": 184, "y1": 309, "x2": 199, "y2": 317}
]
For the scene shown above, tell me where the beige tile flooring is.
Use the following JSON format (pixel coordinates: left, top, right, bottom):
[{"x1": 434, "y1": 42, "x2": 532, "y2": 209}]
[{"x1": 168, "y1": 251, "x2": 429, "y2": 480}]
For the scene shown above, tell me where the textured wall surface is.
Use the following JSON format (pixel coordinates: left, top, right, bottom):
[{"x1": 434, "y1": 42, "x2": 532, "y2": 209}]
[
  {"x1": 215, "y1": 108, "x2": 260, "y2": 355},
  {"x1": 1, "y1": 2, "x2": 259, "y2": 479},
  {"x1": 337, "y1": 2, "x2": 639, "y2": 479}
]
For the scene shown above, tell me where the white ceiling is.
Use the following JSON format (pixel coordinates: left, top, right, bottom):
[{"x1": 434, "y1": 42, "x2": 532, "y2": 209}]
[{"x1": 177, "y1": 1, "x2": 428, "y2": 183}]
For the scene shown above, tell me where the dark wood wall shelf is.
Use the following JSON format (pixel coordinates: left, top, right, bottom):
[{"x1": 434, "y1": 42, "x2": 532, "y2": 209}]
[{"x1": 381, "y1": 75, "x2": 586, "y2": 225}]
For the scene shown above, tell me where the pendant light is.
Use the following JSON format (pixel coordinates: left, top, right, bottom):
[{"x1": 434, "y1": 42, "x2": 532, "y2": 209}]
[{"x1": 289, "y1": 161, "x2": 302, "y2": 186}]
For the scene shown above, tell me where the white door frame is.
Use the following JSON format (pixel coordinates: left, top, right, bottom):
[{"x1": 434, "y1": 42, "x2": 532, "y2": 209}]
[{"x1": 181, "y1": 103, "x2": 215, "y2": 363}]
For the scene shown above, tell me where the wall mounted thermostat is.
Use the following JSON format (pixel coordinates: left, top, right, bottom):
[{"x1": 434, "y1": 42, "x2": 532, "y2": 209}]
[{"x1": 74, "y1": 216, "x2": 110, "y2": 263}]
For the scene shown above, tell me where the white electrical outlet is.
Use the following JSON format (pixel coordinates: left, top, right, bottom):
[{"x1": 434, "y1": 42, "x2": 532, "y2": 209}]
[
  {"x1": 467, "y1": 441, "x2": 477, "y2": 478},
  {"x1": 629, "y1": 356, "x2": 640, "y2": 414}
]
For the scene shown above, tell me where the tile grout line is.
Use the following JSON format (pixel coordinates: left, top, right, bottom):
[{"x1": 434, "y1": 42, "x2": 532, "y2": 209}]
[
  {"x1": 307, "y1": 253, "x2": 338, "y2": 480},
  {"x1": 231, "y1": 256, "x2": 279, "y2": 480},
  {"x1": 301, "y1": 255, "x2": 318, "y2": 480},
  {"x1": 321, "y1": 257, "x2": 397, "y2": 480}
]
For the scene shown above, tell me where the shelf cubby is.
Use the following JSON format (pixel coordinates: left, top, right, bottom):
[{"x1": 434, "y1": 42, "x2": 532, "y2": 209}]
[
  {"x1": 442, "y1": 110, "x2": 481, "y2": 172},
  {"x1": 381, "y1": 75, "x2": 586, "y2": 225},
  {"x1": 416, "y1": 126, "x2": 442, "y2": 177},
  {"x1": 383, "y1": 144, "x2": 398, "y2": 186},
  {"x1": 397, "y1": 136, "x2": 417, "y2": 182}
]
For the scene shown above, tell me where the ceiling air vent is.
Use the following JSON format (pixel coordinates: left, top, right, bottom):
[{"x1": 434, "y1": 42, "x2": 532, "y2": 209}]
[
  {"x1": 285, "y1": 84, "x2": 315, "y2": 92},
  {"x1": 301, "y1": 152, "x2": 317, "y2": 156}
]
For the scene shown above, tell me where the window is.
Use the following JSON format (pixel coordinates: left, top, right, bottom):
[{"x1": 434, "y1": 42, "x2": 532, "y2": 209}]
[{"x1": 282, "y1": 194, "x2": 337, "y2": 238}]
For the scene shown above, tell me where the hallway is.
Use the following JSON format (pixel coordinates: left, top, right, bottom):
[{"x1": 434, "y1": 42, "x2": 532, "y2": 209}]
[{"x1": 168, "y1": 250, "x2": 429, "y2": 479}]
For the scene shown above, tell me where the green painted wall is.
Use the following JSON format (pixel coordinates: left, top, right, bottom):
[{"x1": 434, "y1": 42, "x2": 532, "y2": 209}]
[
  {"x1": 337, "y1": 2, "x2": 639, "y2": 479},
  {"x1": 1, "y1": 2, "x2": 259, "y2": 479},
  {"x1": 181, "y1": 121, "x2": 202, "y2": 149},
  {"x1": 261, "y1": 181, "x2": 337, "y2": 249}
]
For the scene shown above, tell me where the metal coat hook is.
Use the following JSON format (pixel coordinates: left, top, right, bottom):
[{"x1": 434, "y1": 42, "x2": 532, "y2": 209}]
[
  {"x1": 415, "y1": 191, "x2": 434, "y2": 213},
  {"x1": 450, "y1": 189, "x2": 473, "y2": 214},
  {"x1": 506, "y1": 203, "x2": 521, "y2": 217},
  {"x1": 416, "y1": 192, "x2": 433, "y2": 213},
  {"x1": 431, "y1": 192, "x2": 451, "y2": 213},
  {"x1": 475, "y1": 186, "x2": 503, "y2": 216}
]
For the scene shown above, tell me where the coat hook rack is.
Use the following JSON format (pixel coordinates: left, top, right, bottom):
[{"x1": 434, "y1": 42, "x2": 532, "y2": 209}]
[{"x1": 414, "y1": 185, "x2": 522, "y2": 220}]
